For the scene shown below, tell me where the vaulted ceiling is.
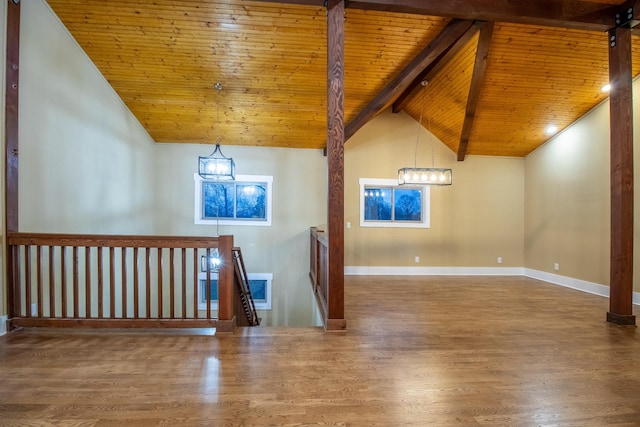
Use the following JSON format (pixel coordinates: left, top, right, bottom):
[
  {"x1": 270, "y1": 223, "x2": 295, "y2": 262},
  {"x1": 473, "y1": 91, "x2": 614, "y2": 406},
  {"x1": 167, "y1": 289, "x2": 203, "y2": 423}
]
[{"x1": 45, "y1": 0, "x2": 640, "y2": 158}]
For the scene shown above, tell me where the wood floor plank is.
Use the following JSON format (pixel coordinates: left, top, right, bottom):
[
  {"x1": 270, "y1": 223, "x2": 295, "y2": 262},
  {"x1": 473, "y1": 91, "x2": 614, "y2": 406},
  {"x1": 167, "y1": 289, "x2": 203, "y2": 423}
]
[{"x1": 1, "y1": 276, "x2": 640, "y2": 425}]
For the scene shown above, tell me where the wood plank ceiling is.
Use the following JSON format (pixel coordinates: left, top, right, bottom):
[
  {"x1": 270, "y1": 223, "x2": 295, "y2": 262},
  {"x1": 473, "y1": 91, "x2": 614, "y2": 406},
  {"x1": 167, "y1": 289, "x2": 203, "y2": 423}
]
[{"x1": 45, "y1": 0, "x2": 640, "y2": 158}]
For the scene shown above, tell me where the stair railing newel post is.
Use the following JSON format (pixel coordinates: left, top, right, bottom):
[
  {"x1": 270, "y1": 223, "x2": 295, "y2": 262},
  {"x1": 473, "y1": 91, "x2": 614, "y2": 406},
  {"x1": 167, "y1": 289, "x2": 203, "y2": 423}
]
[{"x1": 216, "y1": 235, "x2": 236, "y2": 331}]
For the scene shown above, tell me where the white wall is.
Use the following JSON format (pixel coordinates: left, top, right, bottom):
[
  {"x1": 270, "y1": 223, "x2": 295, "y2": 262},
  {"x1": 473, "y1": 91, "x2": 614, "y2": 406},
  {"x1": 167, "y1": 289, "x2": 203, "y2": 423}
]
[
  {"x1": 19, "y1": 0, "x2": 156, "y2": 234},
  {"x1": 525, "y1": 78, "x2": 640, "y2": 292},
  {"x1": 525, "y1": 100, "x2": 611, "y2": 285}
]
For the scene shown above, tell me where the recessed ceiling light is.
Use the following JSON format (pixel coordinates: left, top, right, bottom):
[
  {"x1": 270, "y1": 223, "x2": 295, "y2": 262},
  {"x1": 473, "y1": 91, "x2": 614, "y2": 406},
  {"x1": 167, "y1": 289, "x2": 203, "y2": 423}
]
[
  {"x1": 545, "y1": 125, "x2": 558, "y2": 135},
  {"x1": 601, "y1": 83, "x2": 611, "y2": 92}
]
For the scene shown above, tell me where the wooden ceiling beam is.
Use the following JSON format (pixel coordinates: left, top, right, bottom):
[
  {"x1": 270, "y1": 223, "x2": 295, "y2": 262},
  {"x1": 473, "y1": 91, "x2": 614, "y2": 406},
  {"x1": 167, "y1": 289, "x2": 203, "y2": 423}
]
[
  {"x1": 457, "y1": 21, "x2": 494, "y2": 161},
  {"x1": 392, "y1": 21, "x2": 483, "y2": 114},
  {"x1": 251, "y1": 0, "x2": 620, "y2": 31},
  {"x1": 344, "y1": 19, "x2": 474, "y2": 141}
]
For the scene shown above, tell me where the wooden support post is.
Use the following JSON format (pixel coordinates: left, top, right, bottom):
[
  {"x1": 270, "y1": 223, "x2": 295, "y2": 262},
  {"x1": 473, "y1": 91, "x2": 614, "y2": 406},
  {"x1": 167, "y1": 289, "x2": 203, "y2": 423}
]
[
  {"x1": 5, "y1": 0, "x2": 20, "y2": 320},
  {"x1": 5, "y1": 0, "x2": 19, "y2": 234},
  {"x1": 607, "y1": 25, "x2": 635, "y2": 326},
  {"x1": 216, "y1": 235, "x2": 236, "y2": 332},
  {"x1": 326, "y1": 0, "x2": 346, "y2": 331}
]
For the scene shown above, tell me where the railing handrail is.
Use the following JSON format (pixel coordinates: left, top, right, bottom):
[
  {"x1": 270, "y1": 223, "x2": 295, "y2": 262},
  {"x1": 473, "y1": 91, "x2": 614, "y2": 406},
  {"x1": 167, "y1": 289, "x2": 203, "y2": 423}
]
[{"x1": 7, "y1": 232, "x2": 220, "y2": 249}]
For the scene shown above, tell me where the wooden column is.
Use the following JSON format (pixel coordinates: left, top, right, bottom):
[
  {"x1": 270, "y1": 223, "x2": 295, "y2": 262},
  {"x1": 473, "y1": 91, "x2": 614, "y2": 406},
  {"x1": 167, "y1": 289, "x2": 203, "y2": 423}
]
[
  {"x1": 216, "y1": 235, "x2": 236, "y2": 332},
  {"x1": 5, "y1": 0, "x2": 18, "y2": 233},
  {"x1": 5, "y1": 0, "x2": 20, "y2": 319},
  {"x1": 326, "y1": 0, "x2": 346, "y2": 331},
  {"x1": 607, "y1": 25, "x2": 635, "y2": 326}
]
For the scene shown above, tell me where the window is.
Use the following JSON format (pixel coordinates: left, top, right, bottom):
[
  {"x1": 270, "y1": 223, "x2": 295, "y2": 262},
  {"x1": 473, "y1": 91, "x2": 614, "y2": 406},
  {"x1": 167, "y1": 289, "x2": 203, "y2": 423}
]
[
  {"x1": 194, "y1": 174, "x2": 272, "y2": 226},
  {"x1": 198, "y1": 272, "x2": 273, "y2": 310},
  {"x1": 359, "y1": 178, "x2": 430, "y2": 228}
]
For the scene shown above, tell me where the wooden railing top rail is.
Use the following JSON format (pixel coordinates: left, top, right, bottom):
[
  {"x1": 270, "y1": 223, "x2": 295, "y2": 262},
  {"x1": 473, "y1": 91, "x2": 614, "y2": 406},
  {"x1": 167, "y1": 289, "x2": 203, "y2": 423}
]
[{"x1": 7, "y1": 232, "x2": 221, "y2": 249}]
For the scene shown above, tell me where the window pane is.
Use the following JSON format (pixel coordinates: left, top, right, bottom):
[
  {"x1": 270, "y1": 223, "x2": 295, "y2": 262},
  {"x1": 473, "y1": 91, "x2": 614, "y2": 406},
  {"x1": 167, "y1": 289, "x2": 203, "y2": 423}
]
[
  {"x1": 394, "y1": 188, "x2": 422, "y2": 221},
  {"x1": 203, "y1": 182, "x2": 235, "y2": 218},
  {"x1": 236, "y1": 183, "x2": 267, "y2": 219},
  {"x1": 200, "y1": 279, "x2": 219, "y2": 301},
  {"x1": 364, "y1": 187, "x2": 392, "y2": 221},
  {"x1": 248, "y1": 279, "x2": 267, "y2": 300}
]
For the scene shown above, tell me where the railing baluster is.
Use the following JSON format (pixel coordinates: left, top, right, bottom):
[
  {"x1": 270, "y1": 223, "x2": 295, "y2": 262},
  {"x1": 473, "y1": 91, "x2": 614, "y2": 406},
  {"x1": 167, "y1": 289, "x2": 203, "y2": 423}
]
[
  {"x1": 61, "y1": 246, "x2": 67, "y2": 318},
  {"x1": 121, "y1": 247, "x2": 127, "y2": 319},
  {"x1": 206, "y1": 248, "x2": 211, "y2": 320},
  {"x1": 37, "y1": 246, "x2": 43, "y2": 318},
  {"x1": 25, "y1": 245, "x2": 31, "y2": 318},
  {"x1": 158, "y1": 247, "x2": 163, "y2": 318},
  {"x1": 49, "y1": 246, "x2": 55, "y2": 318},
  {"x1": 146, "y1": 248, "x2": 151, "y2": 318},
  {"x1": 181, "y1": 248, "x2": 186, "y2": 319},
  {"x1": 85, "y1": 246, "x2": 91, "y2": 318},
  {"x1": 170, "y1": 248, "x2": 175, "y2": 319},
  {"x1": 73, "y1": 246, "x2": 79, "y2": 318},
  {"x1": 193, "y1": 249, "x2": 198, "y2": 319},
  {"x1": 98, "y1": 246, "x2": 103, "y2": 319},
  {"x1": 133, "y1": 247, "x2": 139, "y2": 319},
  {"x1": 8, "y1": 245, "x2": 20, "y2": 318},
  {"x1": 109, "y1": 247, "x2": 115, "y2": 319}
]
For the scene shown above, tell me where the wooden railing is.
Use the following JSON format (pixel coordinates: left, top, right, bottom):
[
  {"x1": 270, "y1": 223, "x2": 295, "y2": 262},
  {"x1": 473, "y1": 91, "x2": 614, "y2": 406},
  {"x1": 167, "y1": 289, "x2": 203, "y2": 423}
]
[
  {"x1": 309, "y1": 227, "x2": 329, "y2": 326},
  {"x1": 232, "y1": 248, "x2": 260, "y2": 326},
  {"x1": 6, "y1": 233, "x2": 239, "y2": 332}
]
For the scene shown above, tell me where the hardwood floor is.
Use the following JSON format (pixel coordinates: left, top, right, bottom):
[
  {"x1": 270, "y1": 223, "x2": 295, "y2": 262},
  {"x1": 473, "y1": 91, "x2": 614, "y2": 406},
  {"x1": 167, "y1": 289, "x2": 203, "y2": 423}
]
[{"x1": 1, "y1": 275, "x2": 640, "y2": 426}]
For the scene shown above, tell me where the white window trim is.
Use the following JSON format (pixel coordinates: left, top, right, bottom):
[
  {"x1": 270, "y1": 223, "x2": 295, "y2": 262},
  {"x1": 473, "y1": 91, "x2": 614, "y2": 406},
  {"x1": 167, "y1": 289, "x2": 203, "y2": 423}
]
[
  {"x1": 198, "y1": 272, "x2": 273, "y2": 310},
  {"x1": 194, "y1": 173, "x2": 273, "y2": 226},
  {"x1": 359, "y1": 178, "x2": 430, "y2": 228}
]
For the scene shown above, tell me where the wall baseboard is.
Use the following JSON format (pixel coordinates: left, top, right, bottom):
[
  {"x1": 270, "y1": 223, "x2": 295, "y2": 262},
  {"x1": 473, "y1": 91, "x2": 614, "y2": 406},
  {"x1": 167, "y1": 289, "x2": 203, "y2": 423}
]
[
  {"x1": 344, "y1": 266, "x2": 524, "y2": 276},
  {"x1": 344, "y1": 266, "x2": 640, "y2": 306},
  {"x1": 523, "y1": 268, "x2": 610, "y2": 298}
]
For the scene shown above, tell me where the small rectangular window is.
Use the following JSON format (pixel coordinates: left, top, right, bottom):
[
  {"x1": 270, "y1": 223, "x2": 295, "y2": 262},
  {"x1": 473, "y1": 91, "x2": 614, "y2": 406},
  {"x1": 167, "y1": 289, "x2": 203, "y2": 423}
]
[
  {"x1": 198, "y1": 272, "x2": 272, "y2": 310},
  {"x1": 360, "y1": 178, "x2": 430, "y2": 228}
]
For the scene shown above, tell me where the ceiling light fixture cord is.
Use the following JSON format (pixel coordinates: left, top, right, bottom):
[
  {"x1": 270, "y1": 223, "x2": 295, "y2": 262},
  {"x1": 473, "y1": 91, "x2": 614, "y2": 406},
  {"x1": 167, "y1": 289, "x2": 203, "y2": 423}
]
[
  {"x1": 414, "y1": 110, "x2": 422, "y2": 169},
  {"x1": 429, "y1": 115, "x2": 435, "y2": 169},
  {"x1": 415, "y1": 80, "x2": 429, "y2": 169},
  {"x1": 215, "y1": 82, "x2": 222, "y2": 144}
]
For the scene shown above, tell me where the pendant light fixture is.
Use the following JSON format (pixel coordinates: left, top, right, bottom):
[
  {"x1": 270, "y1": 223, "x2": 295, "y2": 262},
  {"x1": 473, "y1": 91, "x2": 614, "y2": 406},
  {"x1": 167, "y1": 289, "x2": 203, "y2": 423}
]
[
  {"x1": 398, "y1": 80, "x2": 452, "y2": 186},
  {"x1": 198, "y1": 82, "x2": 235, "y2": 180}
]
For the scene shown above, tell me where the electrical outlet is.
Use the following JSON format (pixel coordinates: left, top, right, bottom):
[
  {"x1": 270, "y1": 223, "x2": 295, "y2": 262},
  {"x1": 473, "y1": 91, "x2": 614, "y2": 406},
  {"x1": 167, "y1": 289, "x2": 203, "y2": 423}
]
[
  {"x1": 554, "y1": 263, "x2": 559, "y2": 271},
  {"x1": 415, "y1": 256, "x2": 420, "y2": 263},
  {"x1": 497, "y1": 257, "x2": 502, "y2": 264}
]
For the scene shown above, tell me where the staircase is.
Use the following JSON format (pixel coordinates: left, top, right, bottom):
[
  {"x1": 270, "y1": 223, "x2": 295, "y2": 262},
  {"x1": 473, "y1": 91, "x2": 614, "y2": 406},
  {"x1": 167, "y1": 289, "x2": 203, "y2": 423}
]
[{"x1": 232, "y1": 248, "x2": 261, "y2": 326}]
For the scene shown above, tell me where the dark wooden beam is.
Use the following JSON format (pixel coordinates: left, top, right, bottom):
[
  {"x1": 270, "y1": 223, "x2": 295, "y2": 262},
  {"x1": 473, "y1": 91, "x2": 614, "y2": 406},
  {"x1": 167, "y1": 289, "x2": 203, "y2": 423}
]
[
  {"x1": 345, "y1": 19, "x2": 474, "y2": 142},
  {"x1": 5, "y1": 0, "x2": 20, "y2": 320},
  {"x1": 326, "y1": 0, "x2": 346, "y2": 331},
  {"x1": 393, "y1": 21, "x2": 482, "y2": 114},
  {"x1": 251, "y1": 0, "x2": 618, "y2": 31},
  {"x1": 6, "y1": 0, "x2": 19, "y2": 234},
  {"x1": 457, "y1": 21, "x2": 494, "y2": 161},
  {"x1": 607, "y1": 25, "x2": 635, "y2": 326}
]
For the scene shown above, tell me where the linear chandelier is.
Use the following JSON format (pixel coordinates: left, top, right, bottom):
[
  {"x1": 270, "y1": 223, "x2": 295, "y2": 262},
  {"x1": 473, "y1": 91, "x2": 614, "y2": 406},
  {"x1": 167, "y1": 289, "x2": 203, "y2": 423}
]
[{"x1": 398, "y1": 80, "x2": 452, "y2": 186}]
